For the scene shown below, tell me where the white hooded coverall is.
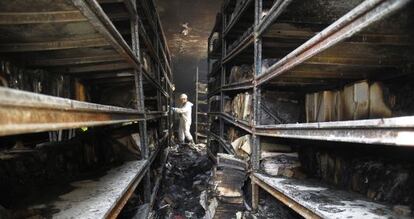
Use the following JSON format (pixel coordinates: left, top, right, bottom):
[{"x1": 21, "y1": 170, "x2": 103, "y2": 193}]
[{"x1": 173, "y1": 101, "x2": 194, "y2": 143}]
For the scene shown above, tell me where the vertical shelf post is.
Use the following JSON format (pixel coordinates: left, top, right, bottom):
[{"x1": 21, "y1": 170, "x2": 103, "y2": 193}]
[
  {"x1": 131, "y1": 15, "x2": 151, "y2": 203},
  {"x1": 251, "y1": 0, "x2": 263, "y2": 211}
]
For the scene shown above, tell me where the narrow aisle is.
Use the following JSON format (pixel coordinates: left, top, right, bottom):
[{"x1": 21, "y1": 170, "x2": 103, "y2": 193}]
[{"x1": 155, "y1": 143, "x2": 212, "y2": 218}]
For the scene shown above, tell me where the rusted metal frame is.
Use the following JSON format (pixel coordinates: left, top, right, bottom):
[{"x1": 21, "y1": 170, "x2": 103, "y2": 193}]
[
  {"x1": 0, "y1": 87, "x2": 145, "y2": 137},
  {"x1": 30, "y1": 55, "x2": 124, "y2": 67},
  {"x1": 222, "y1": 33, "x2": 254, "y2": 64},
  {"x1": 223, "y1": 0, "x2": 254, "y2": 36},
  {"x1": 0, "y1": 37, "x2": 108, "y2": 52},
  {"x1": 256, "y1": 0, "x2": 412, "y2": 85},
  {"x1": 107, "y1": 160, "x2": 150, "y2": 219},
  {"x1": 0, "y1": 11, "x2": 87, "y2": 24},
  {"x1": 251, "y1": 175, "x2": 322, "y2": 219},
  {"x1": 255, "y1": 0, "x2": 292, "y2": 36}
]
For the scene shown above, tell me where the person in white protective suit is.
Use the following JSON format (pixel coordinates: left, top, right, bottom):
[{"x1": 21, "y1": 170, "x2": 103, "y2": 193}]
[{"x1": 172, "y1": 93, "x2": 194, "y2": 145}]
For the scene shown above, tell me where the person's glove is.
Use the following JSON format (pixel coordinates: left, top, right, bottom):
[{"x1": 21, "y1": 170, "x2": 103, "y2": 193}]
[{"x1": 169, "y1": 106, "x2": 176, "y2": 112}]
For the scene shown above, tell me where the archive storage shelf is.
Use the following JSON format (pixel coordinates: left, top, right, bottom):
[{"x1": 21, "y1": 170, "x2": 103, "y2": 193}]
[
  {"x1": 0, "y1": 0, "x2": 173, "y2": 218},
  {"x1": 207, "y1": 0, "x2": 414, "y2": 218}
]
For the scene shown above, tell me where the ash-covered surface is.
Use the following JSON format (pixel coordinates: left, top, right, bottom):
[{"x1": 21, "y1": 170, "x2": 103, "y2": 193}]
[
  {"x1": 255, "y1": 173, "x2": 405, "y2": 219},
  {"x1": 154, "y1": 144, "x2": 212, "y2": 219},
  {"x1": 244, "y1": 192, "x2": 301, "y2": 219}
]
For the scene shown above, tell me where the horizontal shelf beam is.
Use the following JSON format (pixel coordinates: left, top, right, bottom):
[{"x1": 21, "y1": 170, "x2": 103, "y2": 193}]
[
  {"x1": 0, "y1": 87, "x2": 145, "y2": 137},
  {"x1": 256, "y1": 116, "x2": 414, "y2": 146},
  {"x1": 60, "y1": 62, "x2": 131, "y2": 73},
  {"x1": 0, "y1": 37, "x2": 109, "y2": 52},
  {"x1": 0, "y1": 11, "x2": 87, "y2": 24},
  {"x1": 30, "y1": 54, "x2": 124, "y2": 67},
  {"x1": 222, "y1": 80, "x2": 254, "y2": 91}
]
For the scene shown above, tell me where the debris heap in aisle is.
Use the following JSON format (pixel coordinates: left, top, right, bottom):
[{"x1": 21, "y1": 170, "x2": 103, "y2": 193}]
[{"x1": 203, "y1": 153, "x2": 247, "y2": 219}]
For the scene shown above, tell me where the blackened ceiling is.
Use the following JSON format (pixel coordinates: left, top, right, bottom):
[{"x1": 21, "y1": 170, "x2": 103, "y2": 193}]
[{"x1": 156, "y1": 0, "x2": 222, "y2": 102}]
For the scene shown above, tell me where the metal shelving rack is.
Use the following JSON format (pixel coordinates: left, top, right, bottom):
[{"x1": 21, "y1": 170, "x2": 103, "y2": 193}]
[
  {"x1": 0, "y1": 0, "x2": 173, "y2": 218},
  {"x1": 195, "y1": 67, "x2": 209, "y2": 143},
  {"x1": 207, "y1": 0, "x2": 414, "y2": 218}
]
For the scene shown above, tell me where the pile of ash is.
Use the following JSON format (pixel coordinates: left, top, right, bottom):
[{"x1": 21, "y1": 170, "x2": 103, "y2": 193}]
[{"x1": 154, "y1": 143, "x2": 212, "y2": 219}]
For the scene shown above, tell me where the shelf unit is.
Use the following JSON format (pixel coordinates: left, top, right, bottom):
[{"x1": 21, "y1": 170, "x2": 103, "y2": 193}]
[
  {"x1": 195, "y1": 67, "x2": 209, "y2": 143},
  {"x1": 0, "y1": 0, "x2": 173, "y2": 217},
  {"x1": 207, "y1": 0, "x2": 414, "y2": 218}
]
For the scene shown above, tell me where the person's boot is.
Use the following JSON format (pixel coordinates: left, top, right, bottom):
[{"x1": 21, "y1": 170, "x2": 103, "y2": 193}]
[{"x1": 189, "y1": 139, "x2": 195, "y2": 146}]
